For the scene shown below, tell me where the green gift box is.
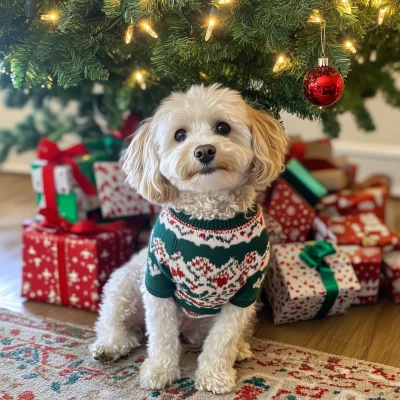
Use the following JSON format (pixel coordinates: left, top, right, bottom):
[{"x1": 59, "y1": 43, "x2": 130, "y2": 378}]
[{"x1": 281, "y1": 159, "x2": 328, "y2": 207}]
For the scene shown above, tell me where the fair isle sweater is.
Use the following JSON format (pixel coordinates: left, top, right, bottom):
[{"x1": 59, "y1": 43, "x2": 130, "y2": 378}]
[{"x1": 145, "y1": 205, "x2": 270, "y2": 318}]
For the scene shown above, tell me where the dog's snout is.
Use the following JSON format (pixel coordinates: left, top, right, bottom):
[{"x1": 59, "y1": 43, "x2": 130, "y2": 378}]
[{"x1": 194, "y1": 145, "x2": 216, "y2": 164}]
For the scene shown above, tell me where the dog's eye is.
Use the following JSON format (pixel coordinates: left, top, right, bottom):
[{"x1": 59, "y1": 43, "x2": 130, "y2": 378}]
[
  {"x1": 175, "y1": 129, "x2": 187, "y2": 142},
  {"x1": 216, "y1": 122, "x2": 230, "y2": 135}
]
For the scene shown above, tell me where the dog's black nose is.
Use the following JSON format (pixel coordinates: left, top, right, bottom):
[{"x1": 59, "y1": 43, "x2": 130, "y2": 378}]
[{"x1": 194, "y1": 145, "x2": 216, "y2": 164}]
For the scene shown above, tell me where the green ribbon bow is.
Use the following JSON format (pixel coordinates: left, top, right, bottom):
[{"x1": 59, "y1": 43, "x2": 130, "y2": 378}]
[{"x1": 299, "y1": 241, "x2": 339, "y2": 319}]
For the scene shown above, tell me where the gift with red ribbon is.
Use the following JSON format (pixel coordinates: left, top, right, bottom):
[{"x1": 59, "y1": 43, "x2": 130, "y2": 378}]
[
  {"x1": 382, "y1": 251, "x2": 400, "y2": 304},
  {"x1": 31, "y1": 138, "x2": 107, "y2": 222},
  {"x1": 21, "y1": 209, "x2": 143, "y2": 311}
]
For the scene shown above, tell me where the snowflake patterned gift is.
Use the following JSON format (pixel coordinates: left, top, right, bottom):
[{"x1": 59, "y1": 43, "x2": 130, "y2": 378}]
[
  {"x1": 313, "y1": 213, "x2": 399, "y2": 251},
  {"x1": 382, "y1": 251, "x2": 400, "y2": 304},
  {"x1": 266, "y1": 179, "x2": 315, "y2": 243},
  {"x1": 22, "y1": 217, "x2": 140, "y2": 312},
  {"x1": 339, "y1": 245, "x2": 382, "y2": 305},
  {"x1": 265, "y1": 243, "x2": 360, "y2": 325},
  {"x1": 94, "y1": 162, "x2": 161, "y2": 218},
  {"x1": 316, "y1": 186, "x2": 389, "y2": 221}
]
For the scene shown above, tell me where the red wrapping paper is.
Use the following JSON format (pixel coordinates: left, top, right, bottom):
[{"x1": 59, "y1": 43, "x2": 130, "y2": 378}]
[
  {"x1": 316, "y1": 186, "x2": 388, "y2": 221},
  {"x1": 267, "y1": 179, "x2": 315, "y2": 243},
  {"x1": 263, "y1": 214, "x2": 283, "y2": 246},
  {"x1": 339, "y1": 246, "x2": 382, "y2": 305},
  {"x1": 22, "y1": 220, "x2": 140, "y2": 312},
  {"x1": 313, "y1": 213, "x2": 399, "y2": 251},
  {"x1": 382, "y1": 251, "x2": 400, "y2": 304}
]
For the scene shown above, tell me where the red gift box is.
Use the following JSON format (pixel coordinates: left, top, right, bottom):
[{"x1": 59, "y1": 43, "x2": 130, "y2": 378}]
[
  {"x1": 382, "y1": 251, "x2": 400, "y2": 304},
  {"x1": 22, "y1": 216, "x2": 141, "y2": 312},
  {"x1": 339, "y1": 246, "x2": 382, "y2": 305},
  {"x1": 263, "y1": 214, "x2": 283, "y2": 246},
  {"x1": 316, "y1": 186, "x2": 388, "y2": 221},
  {"x1": 313, "y1": 213, "x2": 399, "y2": 251},
  {"x1": 267, "y1": 179, "x2": 315, "y2": 243}
]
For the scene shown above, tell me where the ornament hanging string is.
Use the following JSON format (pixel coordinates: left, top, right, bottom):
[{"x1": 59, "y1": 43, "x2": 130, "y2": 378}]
[{"x1": 320, "y1": 22, "x2": 326, "y2": 58}]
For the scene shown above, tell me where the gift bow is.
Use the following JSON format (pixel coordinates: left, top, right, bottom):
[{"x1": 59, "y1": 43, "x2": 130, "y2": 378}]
[
  {"x1": 299, "y1": 241, "x2": 339, "y2": 319},
  {"x1": 37, "y1": 138, "x2": 97, "y2": 197}
]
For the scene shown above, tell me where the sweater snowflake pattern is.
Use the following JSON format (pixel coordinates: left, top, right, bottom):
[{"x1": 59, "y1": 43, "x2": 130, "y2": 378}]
[{"x1": 145, "y1": 206, "x2": 270, "y2": 318}]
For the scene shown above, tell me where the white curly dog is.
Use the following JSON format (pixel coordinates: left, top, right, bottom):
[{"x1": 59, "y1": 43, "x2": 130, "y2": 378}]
[{"x1": 90, "y1": 84, "x2": 287, "y2": 394}]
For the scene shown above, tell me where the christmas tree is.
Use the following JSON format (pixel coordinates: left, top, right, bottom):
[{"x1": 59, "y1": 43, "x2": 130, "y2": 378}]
[{"x1": 1, "y1": 0, "x2": 400, "y2": 162}]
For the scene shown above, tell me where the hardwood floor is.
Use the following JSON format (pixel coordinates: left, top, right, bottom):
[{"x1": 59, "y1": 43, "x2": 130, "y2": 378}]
[{"x1": 1, "y1": 173, "x2": 400, "y2": 366}]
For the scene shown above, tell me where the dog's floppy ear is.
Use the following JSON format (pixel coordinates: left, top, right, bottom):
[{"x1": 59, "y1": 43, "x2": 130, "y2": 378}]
[
  {"x1": 246, "y1": 104, "x2": 288, "y2": 190},
  {"x1": 122, "y1": 118, "x2": 177, "y2": 204}
]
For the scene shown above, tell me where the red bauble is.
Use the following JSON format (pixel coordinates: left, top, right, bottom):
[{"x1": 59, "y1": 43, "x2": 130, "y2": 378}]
[{"x1": 303, "y1": 65, "x2": 344, "y2": 107}]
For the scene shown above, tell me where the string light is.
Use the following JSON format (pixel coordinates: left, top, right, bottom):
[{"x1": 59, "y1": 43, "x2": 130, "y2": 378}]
[
  {"x1": 135, "y1": 71, "x2": 146, "y2": 90},
  {"x1": 309, "y1": 10, "x2": 323, "y2": 23},
  {"x1": 125, "y1": 25, "x2": 134, "y2": 44},
  {"x1": 378, "y1": 7, "x2": 387, "y2": 25},
  {"x1": 341, "y1": 0, "x2": 352, "y2": 14},
  {"x1": 219, "y1": 0, "x2": 231, "y2": 4},
  {"x1": 345, "y1": 40, "x2": 357, "y2": 54},
  {"x1": 41, "y1": 11, "x2": 59, "y2": 21},
  {"x1": 205, "y1": 7, "x2": 218, "y2": 42},
  {"x1": 141, "y1": 22, "x2": 158, "y2": 38},
  {"x1": 273, "y1": 54, "x2": 289, "y2": 72}
]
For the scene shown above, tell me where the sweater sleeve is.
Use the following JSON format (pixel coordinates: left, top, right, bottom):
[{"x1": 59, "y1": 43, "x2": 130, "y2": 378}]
[
  {"x1": 145, "y1": 251, "x2": 175, "y2": 299},
  {"x1": 230, "y1": 270, "x2": 266, "y2": 308}
]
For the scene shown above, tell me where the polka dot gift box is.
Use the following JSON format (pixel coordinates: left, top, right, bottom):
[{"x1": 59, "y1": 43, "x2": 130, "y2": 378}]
[
  {"x1": 316, "y1": 186, "x2": 389, "y2": 221},
  {"x1": 266, "y1": 243, "x2": 361, "y2": 325},
  {"x1": 263, "y1": 214, "x2": 283, "y2": 246},
  {"x1": 313, "y1": 213, "x2": 399, "y2": 251},
  {"x1": 339, "y1": 246, "x2": 382, "y2": 305},
  {"x1": 266, "y1": 179, "x2": 316, "y2": 243},
  {"x1": 22, "y1": 218, "x2": 142, "y2": 312},
  {"x1": 382, "y1": 251, "x2": 400, "y2": 304},
  {"x1": 94, "y1": 162, "x2": 161, "y2": 218}
]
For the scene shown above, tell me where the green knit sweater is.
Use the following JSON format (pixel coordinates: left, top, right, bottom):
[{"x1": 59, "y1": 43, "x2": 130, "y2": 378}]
[{"x1": 145, "y1": 205, "x2": 270, "y2": 318}]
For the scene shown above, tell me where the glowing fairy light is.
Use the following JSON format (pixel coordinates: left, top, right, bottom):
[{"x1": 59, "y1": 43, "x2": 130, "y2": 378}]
[
  {"x1": 273, "y1": 54, "x2": 289, "y2": 72},
  {"x1": 135, "y1": 71, "x2": 146, "y2": 90},
  {"x1": 205, "y1": 19, "x2": 215, "y2": 41},
  {"x1": 125, "y1": 25, "x2": 134, "y2": 44},
  {"x1": 341, "y1": 0, "x2": 352, "y2": 13},
  {"x1": 141, "y1": 22, "x2": 158, "y2": 38},
  {"x1": 41, "y1": 12, "x2": 59, "y2": 21},
  {"x1": 309, "y1": 10, "x2": 323, "y2": 23},
  {"x1": 378, "y1": 7, "x2": 387, "y2": 25},
  {"x1": 345, "y1": 40, "x2": 357, "y2": 54}
]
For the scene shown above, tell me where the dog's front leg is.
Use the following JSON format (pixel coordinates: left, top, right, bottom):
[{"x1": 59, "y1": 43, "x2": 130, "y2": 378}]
[
  {"x1": 140, "y1": 289, "x2": 181, "y2": 390},
  {"x1": 195, "y1": 303, "x2": 255, "y2": 394}
]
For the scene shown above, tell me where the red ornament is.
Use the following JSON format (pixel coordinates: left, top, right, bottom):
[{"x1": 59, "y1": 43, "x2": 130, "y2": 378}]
[{"x1": 303, "y1": 58, "x2": 344, "y2": 107}]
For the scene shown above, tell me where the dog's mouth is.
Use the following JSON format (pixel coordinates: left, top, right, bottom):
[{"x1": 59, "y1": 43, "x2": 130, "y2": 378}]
[{"x1": 199, "y1": 166, "x2": 217, "y2": 175}]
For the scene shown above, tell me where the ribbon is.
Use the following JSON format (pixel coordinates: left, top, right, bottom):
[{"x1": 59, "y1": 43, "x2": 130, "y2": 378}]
[
  {"x1": 84, "y1": 136, "x2": 123, "y2": 161},
  {"x1": 37, "y1": 138, "x2": 97, "y2": 213},
  {"x1": 299, "y1": 241, "x2": 339, "y2": 319},
  {"x1": 285, "y1": 141, "x2": 307, "y2": 163},
  {"x1": 34, "y1": 208, "x2": 126, "y2": 306}
]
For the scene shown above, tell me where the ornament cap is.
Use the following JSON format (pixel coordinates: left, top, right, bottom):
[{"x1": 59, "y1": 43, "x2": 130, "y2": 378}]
[{"x1": 318, "y1": 57, "x2": 329, "y2": 67}]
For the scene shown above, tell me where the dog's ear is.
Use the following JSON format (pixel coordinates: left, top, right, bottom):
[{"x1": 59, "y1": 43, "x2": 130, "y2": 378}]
[
  {"x1": 122, "y1": 118, "x2": 178, "y2": 204},
  {"x1": 246, "y1": 104, "x2": 288, "y2": 190}
]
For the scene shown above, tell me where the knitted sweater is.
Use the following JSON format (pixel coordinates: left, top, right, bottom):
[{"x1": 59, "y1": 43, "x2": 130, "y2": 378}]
[{"x1": 145, "y1": 205, "x2": 270, "y2": 318}]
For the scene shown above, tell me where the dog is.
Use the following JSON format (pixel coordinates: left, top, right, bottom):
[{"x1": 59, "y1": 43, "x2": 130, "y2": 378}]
[{"x1": 90, "y1": 84, "x2": 287, "y2": 394}]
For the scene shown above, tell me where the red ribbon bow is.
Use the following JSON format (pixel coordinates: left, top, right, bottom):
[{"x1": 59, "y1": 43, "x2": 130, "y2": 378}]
[{"x1": 37, "y1": 138, "x2": 97, "y2": 213}]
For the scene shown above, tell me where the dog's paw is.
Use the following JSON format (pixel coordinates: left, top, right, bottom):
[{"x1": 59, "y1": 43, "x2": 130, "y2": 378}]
[
  {"x1": 140, "y1": 358, "x2": 180, "y2": 390},
  {"x1": 195, "y1": 365, "x2": 237, "y2": 394},
  {"x1": 90, "y1": 334, "x2": 141, "y2": 363},
  {"x1": 236, "y1": 340, "x2": 253, "y2": 362}
]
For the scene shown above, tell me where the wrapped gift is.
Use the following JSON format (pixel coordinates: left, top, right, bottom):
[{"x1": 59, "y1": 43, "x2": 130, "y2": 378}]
[
  {"x1": 267, "y1": 179, "x2": 315, "y2": 243},
  {"x1": 21, "y1": 211, "x2": 142, "y2": 312},
  {"x1": 316, "y1": 186, "x2": 388, "y2": 221},
  {"x1": 266, "y1": 242, "x2": 360, "y2": 325},
  {"x1": 94, "y1": 162, "x2": 161, "y2": 218},
  {"x1": 31, "y1": 138, "x2": 106, "y2": 222},
  {"x1": 311, "y1": 169, "x2": 348, "y2": 192},
  {"x1": 281, "y1": 159, "x2": 328, "y2": 206},
  {"x1": 339, "y1": 246, "x2": 382, "y2": 305},
  {"x1": 263, "y1": 214, "x2": 283, "y2": 246},
  {"x1": 382, "y1": 251, "x2": 400, "y2": 304},
  {"x1": 313, "y1": 213, "x2": 399, "y2": 251}
]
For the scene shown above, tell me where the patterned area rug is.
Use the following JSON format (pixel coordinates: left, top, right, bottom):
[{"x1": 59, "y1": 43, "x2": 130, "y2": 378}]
[{"x1": 1, "y1": 309, "x2": 400, "y2": 400}]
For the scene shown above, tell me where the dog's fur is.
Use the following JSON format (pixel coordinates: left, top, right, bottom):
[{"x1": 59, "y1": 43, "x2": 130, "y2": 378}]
[{"x1": 90, "y1": 84, "x2": 287, "y2": 394}]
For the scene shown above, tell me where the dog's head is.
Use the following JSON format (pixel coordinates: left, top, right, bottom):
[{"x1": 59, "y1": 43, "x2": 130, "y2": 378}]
[{"x1": 123, "y1": 84, "x2": 287, "y2": 204}]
